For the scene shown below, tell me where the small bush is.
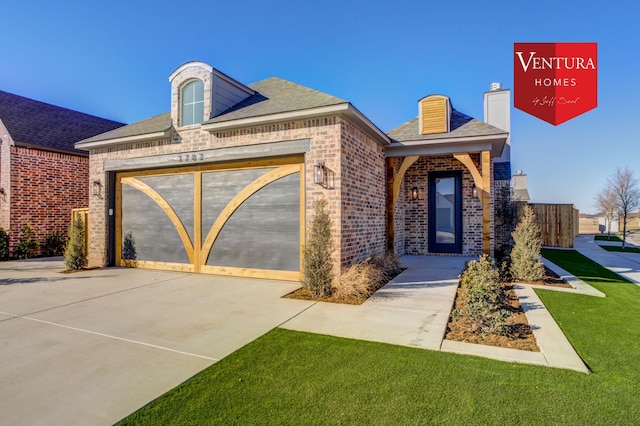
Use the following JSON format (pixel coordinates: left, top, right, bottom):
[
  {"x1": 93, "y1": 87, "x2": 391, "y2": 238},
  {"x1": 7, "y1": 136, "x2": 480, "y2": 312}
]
[
  {"x1": 42, "y1": 229, "x2": 67, "y2": 257},
  {"x1": 371, "y1": 251, "x2": 404, "y2": 279},
  {"x1": 510, "y1": 205, "x2": 544, "y2": 282},
  {"x1": 121, "y1": 231, "x2": 138, "y2": 267},
  {"x1": 302, "y1": 198, "x2": 334, "y2": 297},
  {"x1": 455, "y1": 255, "x2": 511, "y2": 337},
  {"x1": 0, "y1": 227, "x2": 9, "y2": 261},
  {"x1": 13, "y1": 223, "x2": 39, "y2": 259},
  {"x1": 333, "y1": 252, "x2": 403, "y2": 301},
  {"x1": 64, "y1": 218, "x2": 86, "y2": 270},
  {"x1": 333, "y1": 261, "x2": 383, "y2": 300}
]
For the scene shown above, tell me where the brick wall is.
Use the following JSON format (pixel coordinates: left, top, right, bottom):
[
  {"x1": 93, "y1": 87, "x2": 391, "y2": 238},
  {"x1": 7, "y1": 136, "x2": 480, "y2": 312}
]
[
  {"x1": 87, "y1": 117, "x2": 347, "y2": 270},
  {"x1": 401, "y1": 154, "x2": 486, "y2": 256},
  {"x1": 339, "y1": 119, "x2": 386, "y2": 266},
  {"x1": 8, "y1": 146, "x2": 88, "y2": 254}
]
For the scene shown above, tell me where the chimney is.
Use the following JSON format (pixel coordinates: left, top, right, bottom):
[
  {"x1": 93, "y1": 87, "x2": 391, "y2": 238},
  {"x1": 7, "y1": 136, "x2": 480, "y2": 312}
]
[{"x1": 484, "y1": 83, "x2": 510, "y2": 163}]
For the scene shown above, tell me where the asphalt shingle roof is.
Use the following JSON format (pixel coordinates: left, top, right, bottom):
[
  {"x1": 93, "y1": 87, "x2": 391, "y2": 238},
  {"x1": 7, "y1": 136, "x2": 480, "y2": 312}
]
[
  {"x1": 387, "y1": 109, "x2": 507, "y2": 142},
  {"x1": 206, "y1": 77, "x2": 348, "y2": 124},
  {"x1": 78, "y1": 77, "x2": 348, "y2": 144},
  {"x1": 78, "y1": 112, "x2": 171, "y2": 144},
  {"x1": 0, "y1": 90, "x2": 125, "y2": 153}
]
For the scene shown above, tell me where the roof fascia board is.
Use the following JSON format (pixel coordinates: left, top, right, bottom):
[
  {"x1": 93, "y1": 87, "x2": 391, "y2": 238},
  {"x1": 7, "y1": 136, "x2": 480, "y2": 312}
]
[
  {"x1": 385, "y1": 135, "x2": 506, "y2": 157},
  {"x1": 75, "y1": 130, "x2": 171, "y2": 150},
  {"x1": 13, "y1": 141, "x2": 89, "y2": 157}
]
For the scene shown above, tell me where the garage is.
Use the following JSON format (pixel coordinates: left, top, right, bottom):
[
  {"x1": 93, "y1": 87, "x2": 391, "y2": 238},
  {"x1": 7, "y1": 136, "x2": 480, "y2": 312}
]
[{"x1": 115, "y1": 156, "x2": 304, "y2": 281}]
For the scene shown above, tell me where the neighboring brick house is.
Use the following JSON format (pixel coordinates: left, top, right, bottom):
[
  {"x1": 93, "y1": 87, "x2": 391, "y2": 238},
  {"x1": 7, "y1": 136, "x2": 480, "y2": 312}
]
[
  {"x1": 77, "y1": 61, "x2": 509, "y2": 281},
  {"x1": 0, "y1": 90, "x2": 124, "y2": 256}
]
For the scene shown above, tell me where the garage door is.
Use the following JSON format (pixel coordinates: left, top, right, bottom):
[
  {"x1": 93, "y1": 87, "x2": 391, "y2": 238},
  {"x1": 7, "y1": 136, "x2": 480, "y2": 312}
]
[{"x1": 115, "y1": 156, "x2": 303, "y2": 281}]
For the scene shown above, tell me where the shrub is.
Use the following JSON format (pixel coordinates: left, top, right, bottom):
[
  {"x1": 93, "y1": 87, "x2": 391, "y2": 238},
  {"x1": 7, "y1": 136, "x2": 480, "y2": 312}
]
[
  {"x1": 332, "y1": 252, "x2": 403, "y2": 302},
  {"x1": 510, "y1": 205, "x2": 544, "y2": 282},
  {"x1": 371, "y1": 251, "x2": 404, "y2": 280},
  {"x1": 455, "y1": 255, "x2": 511, "y2": 337},
  {"x1": 333, "y1": 261, "x2": 383, "y2": 301},
  {"x1": 0, "y1": 227, "x2": 9, "y2": 261},
  {"x1": 121, "y1": 231, "x2": 138, "y2": 267},
  {"x1": 64, "y1": 218, "x2": 87, "y2": 270},
  {"x1": 302, "y1": 198, "x2": 334, "y2": 297},
  {"x1": 13, "y1": 223, "x2": 39, "y2": 259},
  {"x1": 42, "y1": 229, "x2": 67, "y2": 257}
]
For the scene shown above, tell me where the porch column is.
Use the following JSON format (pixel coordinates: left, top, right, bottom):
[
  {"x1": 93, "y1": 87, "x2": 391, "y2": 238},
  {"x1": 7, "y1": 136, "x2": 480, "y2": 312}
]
[
  {"x1": 387, "y1": 155, "x2": 419, "y2": 251},
  {"x1": 453, "y1": 151, "x2": 491, "y2": 255}
]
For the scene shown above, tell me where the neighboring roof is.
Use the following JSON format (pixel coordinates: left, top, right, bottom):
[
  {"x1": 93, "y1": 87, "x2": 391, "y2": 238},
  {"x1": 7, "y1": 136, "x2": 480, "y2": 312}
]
[
  {"x1": 387, "y1": 109, "x2": 507, "y2": 142},
  {"x1": 0, "y1": 90, "x2": 124, "y2": 154},
  {"x1": 205, "y1": 77, "x2": 348, "y2": 124},
  {"x1": 77, "y1": 112, "x2": 171, "y2": 146}
]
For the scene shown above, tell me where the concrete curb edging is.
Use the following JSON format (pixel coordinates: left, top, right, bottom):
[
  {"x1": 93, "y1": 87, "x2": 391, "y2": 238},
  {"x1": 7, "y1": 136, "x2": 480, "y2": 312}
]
[{"x1": 540, "y1": 257, "x2": 606, "y2": 297}]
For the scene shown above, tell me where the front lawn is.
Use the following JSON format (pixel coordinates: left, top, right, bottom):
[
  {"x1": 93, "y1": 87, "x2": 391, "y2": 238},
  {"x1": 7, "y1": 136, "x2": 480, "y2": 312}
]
[
  {"x1": 119, "y1": 249, "x2": 640, "y2": 425},
  {"x1": 601, "y1": 245, "x2": 640, "y2": 253}
]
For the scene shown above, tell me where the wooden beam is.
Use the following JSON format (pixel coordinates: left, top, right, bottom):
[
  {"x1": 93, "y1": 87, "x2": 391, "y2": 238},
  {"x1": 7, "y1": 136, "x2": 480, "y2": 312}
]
[
  {"x1": 392, "y1": 155, "x2": 419, "y2": 206},
  {"x1": 453, "y1": 151, "x2": 492, "y2": 255},
  {"x1": 481, "y1": 151, "x2": 491, "y2": 255}
]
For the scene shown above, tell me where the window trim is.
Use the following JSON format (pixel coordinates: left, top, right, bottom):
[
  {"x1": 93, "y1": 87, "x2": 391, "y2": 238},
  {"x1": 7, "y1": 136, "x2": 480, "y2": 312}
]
[{"x1": 180, "y1": 79, "x2": 205, "y2": 127}]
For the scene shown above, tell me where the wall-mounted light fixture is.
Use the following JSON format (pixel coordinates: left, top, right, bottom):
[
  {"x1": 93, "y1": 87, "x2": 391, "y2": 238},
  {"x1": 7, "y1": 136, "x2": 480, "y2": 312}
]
[
  {"x1": 314, "y1": 162, "x2": 334, "y2": 189},
  {"x1": 0, "y1": 187, "x2": 5, "y2": 202},
  {"x1": 472, "y1": 184, "x2": 478, "y2": 199},
  {"x1": 411, "y1": 187, "x2": 419, "y2": 200},
  {"x1": 92, "y1": 180, "x2": 103, "y2": 198}
]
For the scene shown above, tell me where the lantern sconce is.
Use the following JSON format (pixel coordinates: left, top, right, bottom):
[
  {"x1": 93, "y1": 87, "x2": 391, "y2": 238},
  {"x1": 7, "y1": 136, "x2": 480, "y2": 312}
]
[
  {"x1": 411, "y1": 187, "x2": 419, "y2": 200},
  {"x1": 92, "y1": 180, "x2": 103, "y2": 199},
  {"x1": 314, "y1": 162, "x2": 334, "y2": 189},
  {"x1": 472, "y1": 184, "x2": 478, "y2": 199}
]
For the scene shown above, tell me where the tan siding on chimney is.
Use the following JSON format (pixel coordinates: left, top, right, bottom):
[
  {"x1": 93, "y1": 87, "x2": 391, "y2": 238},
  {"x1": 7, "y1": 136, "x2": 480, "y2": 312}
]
[{"x1": 419, "y1": 95, "x2": 450, "y2": 135}]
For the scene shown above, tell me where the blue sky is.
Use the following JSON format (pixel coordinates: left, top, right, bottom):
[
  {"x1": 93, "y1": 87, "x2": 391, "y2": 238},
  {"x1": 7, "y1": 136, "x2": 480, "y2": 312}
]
[{"x1": 2, "y1": 0, "x2": 638, "y2": 214}]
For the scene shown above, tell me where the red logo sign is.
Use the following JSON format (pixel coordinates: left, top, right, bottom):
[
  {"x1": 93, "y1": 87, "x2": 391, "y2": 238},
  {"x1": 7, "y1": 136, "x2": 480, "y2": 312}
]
[{"x1": 514, "y1": 42, "x2": 597, "y2": 125}]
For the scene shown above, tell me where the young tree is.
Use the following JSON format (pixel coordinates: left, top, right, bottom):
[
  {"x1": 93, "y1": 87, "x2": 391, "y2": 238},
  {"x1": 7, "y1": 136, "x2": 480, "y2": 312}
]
[
  {"x1": 510, "y1": 205, "x2": 544, "y2": 282},
  {"x1": 608, "y1": 167, "x2": 640, "y2": 249},
  {"x1": 594, "y1": 185, "x2": 617, "y2": 238},
  {"x1": 302, "y1": 198, "x2": 334, "y2": 297}
]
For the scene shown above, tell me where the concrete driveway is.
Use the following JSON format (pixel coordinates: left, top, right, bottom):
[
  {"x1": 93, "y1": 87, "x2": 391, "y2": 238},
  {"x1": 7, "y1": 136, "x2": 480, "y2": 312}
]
[{"x1": 0, "y1": 258, "x2": 312, "y2": 425}]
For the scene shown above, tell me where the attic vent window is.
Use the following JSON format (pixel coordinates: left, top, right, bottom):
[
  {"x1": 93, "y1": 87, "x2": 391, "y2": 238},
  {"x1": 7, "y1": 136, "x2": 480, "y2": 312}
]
[
  {"x1": 419, "y1": 95, "x2": 451, "y2": 135},
  {"x1": 181, "y1": 79, "x2": 204, "y2": 126}
]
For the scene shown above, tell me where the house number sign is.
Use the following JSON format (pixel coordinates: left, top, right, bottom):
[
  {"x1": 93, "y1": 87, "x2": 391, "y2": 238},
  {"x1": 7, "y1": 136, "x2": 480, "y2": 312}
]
[{"x1": 178, "y1": 153, "x2": 205, "y2": 163}]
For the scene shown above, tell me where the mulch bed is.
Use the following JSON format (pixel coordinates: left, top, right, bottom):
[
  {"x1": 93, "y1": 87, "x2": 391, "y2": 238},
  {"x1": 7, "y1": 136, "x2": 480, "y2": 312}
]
[
  {"x1": 445, "y1": 267, "x2": 570, "y2": 352},
  {"x1": 446, "y1": 284, "x2": 539, "y2": 351},
  {"x1": 284, "y1": 269, "x2": 404, "y2": 305}
]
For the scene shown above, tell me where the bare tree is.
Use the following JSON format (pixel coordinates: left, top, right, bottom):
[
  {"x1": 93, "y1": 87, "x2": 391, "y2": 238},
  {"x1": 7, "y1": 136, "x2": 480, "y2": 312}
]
[
  {"x1": 594, "y1": 185, "x2": 617, "y2": 238},
  {"x1": 608, "y1": 167, "x2": 640, "y2": 249}
]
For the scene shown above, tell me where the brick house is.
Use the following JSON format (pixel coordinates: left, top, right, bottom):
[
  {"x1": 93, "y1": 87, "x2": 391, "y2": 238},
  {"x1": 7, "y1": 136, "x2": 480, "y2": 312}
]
[
  {"x1": 77, "y1": 61, "x2": 510, "y2": 280},
  {"x1": 0, "y1": 90, "x2": 124, "y2": 256}
]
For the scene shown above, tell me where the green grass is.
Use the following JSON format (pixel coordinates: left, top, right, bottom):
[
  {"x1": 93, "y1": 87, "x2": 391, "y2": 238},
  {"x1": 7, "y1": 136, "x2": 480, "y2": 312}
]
[
  {"x1": 119, "y1": 250, "x2": 640, "y2": 425},
  {"x1": 594, "y1": 234, "x2": 622, "y2": 242},
  {"x1": 601, "y1": 245, "x2": 640, "y2": 253}
]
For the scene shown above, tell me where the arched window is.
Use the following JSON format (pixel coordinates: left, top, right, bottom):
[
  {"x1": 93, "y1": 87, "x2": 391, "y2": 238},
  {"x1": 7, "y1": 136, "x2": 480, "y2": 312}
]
[{"x1": 181, "y1": 80, "x2": 204, "y2": 126}]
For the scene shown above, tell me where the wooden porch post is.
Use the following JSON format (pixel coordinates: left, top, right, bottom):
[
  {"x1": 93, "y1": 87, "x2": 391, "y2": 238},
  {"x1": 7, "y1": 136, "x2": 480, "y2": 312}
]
[{"x1": 453, "y1": 151, "x2": 491, "y2": 255}]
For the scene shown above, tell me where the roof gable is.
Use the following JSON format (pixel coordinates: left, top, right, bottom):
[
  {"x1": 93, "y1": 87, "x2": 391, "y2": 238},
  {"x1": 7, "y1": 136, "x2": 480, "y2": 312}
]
[
  {"x1": 387, "y1": 109, "x2": 507, "y2": 142},
  {"x1": 0, "y1": 90, "x2": 124, "y2": 154}
]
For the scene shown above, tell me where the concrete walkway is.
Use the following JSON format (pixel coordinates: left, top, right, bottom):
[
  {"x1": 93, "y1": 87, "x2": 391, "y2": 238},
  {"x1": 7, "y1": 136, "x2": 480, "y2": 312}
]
[
  {"x1": 574, "y1": 235, "x2": 640, "y2": 285},
  {"x1": 282, "y1": 255, "x2": 591, "y2": 373}
]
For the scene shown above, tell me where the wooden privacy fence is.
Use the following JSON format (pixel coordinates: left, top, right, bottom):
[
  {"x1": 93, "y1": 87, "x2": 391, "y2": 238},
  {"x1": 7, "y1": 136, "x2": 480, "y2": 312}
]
[
  {"x1": 528, "y1": 203, "x2": 579, "y2": 248},
  {"x1": 71, "y1": 208, "x2": 89, "y2": 255}
]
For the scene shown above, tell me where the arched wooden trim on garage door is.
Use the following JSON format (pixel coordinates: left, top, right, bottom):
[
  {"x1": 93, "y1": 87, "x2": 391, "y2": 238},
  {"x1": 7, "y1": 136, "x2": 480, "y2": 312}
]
[
  {"x1": 453, "y1": 151, "x2": 491, "y2": 254},
  {"x1": 120, "y1": 176, "x2": 195, "y2": 263},
  {"x1": 200, "y1": 163, "x2": 302, "y2": 280},
  {"x1": 115, "y1": 157, "x2": 304, "y2": 280}
]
